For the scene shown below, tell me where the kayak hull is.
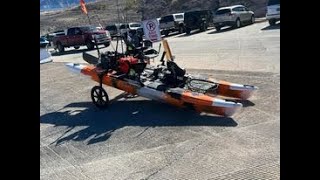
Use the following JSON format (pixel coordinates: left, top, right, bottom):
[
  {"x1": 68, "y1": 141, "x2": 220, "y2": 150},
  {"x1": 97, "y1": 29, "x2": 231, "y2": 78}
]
[{"x1": 66, "y1": 63, "x2": 244, "y2": 116}]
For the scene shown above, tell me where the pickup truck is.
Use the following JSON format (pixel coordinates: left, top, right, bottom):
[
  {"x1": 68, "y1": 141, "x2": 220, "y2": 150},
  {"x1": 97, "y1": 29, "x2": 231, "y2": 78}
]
[
  {"x1": 159, "y1": 13, "x2": 184, "y2": 36},
  {"x1": 53, "y1": 26, "x2": 111, "y2": 53}
]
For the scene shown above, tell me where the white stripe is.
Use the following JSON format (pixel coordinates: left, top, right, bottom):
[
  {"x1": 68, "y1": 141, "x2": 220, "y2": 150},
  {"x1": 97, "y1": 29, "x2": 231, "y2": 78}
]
[
  {"x1": 212, "y1": 98, "x2": 243, "y2": 108},
  {"x1": 229, "y1": 83, "x2": 259, "y2": 91},
  {"x1": 137, "y1": 87, "x2": 165, "y2": 102}
]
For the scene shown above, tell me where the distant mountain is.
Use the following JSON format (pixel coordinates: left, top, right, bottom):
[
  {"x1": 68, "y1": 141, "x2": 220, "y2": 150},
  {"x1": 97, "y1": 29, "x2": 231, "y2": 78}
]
[{"x1": 40, "y1": 0, "x2": 97, "y2": 10}]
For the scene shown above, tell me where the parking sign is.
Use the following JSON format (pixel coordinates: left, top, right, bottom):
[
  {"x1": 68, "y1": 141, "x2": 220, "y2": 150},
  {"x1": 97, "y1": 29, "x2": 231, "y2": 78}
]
[{"x1": 142, "y1": 19, "x2": 161, "y2": 42}]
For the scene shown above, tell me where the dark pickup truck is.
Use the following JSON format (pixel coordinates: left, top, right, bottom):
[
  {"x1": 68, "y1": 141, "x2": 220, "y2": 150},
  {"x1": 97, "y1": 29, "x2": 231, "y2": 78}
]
[{"x1": 53, "y1": 26, "x2": 111, "y2": 53}]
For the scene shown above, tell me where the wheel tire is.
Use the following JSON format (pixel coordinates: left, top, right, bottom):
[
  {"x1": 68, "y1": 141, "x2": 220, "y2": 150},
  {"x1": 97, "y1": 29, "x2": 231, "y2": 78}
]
[
  {"x1": 235, "y1": 19, "x2": 241, "y2": 28},
  {"x1": 251, "y1": 15, "x2": 255, "y2": 24},
  {"x1": 86, "y1": 41, "x2": 95, "y2": 50},
  {"x1": 104, "y1": 42, "x2": 110, "y2": 47},
  {"x1": 91, "y1": 86, "x2": 109, "y2": 108},
  {"x1": 178, "y1": 26, "x2": 184, "y2": 34},
  {"x1": 269, "y1": 19, "x2": 276, "y2": 26},
  {"x1": 164, "y1": 30, "x2": 169, "y2": 37},
  {"x1": 74, "y1": 46, "x2": 80, "y2": 49},
  {"x1": 202, "y1": 23, "x2": 207, "y2": 31},
  {"x1": 215, "y1": 26, "x2": 221, "y2": 32},
  {"x1": 57, "y1": 43, "x2": 64, "y2": 53},
  {"x1": 185, "y1": 28, "x2": 191, "y2": 35}
]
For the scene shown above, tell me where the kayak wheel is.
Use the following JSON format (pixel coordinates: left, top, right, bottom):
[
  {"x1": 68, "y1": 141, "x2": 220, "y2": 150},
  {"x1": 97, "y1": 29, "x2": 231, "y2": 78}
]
[{"x1": 91, "y1": 86, "x2": 109, "y2": 108}]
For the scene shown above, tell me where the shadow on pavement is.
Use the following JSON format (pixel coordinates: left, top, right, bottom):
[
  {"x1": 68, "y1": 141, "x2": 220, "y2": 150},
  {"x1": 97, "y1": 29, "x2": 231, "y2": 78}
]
[
  {"x1": 176, "y1": 28, "x2": 214, "y2": 38},
  {"x1": 261, "y1": 23, "x2": 280, "y2": 30},
  {"x1": 207, "y1": 26, "x2": 235, "y2": 34},
  {"x1": 41, "y1": 99, "x2": 238, "y2": 145},
  {"x1": 51, "y1": 46, "x2": 107, "y2": 56},
  {"x1": 51, "y1": 48, "x2": 92, "y2": 56}
]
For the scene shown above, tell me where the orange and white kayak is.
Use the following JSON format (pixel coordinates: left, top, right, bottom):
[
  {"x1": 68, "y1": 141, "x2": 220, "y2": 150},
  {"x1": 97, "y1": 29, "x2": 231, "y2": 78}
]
[
  {"x1": 190, "y1": 76, "x2": 258, "y2": 100},
  {"x1": 66, "y1": 63, "x2": 244, "y2": 117}
]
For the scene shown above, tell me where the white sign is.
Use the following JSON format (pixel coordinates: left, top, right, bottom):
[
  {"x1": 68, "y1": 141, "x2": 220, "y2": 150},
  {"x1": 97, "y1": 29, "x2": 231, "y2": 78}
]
[{"x1": 142, "y1": 19, "x2": 161, "y2": 42}]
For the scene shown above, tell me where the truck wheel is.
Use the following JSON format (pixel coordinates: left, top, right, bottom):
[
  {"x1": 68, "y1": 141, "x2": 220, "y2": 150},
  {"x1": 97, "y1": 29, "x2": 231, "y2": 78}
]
[
  {"x1": 200, "y1": 23, "x2": 207, "y2": 31},
  {"x1": 185, "y1": 28, "x2": 191, "y2": 35},
  {"x1": 251, "y1": 15, "x2": 255, "y2": 24},
  {"x1": 234, "y1": 18, "x2": 241, "y2": 28},
  {"x1": 178, "y1": 26, "x2": 184, "y2": 34},
  {"x1": 57, "y1": 43, "x2": 64, "y2": 53},
  {"x1": 104, "y1": 42, "x2": 110, "y2": 47},
  {"x1": 86, "y1": 41, "x2": 95, "y2": 50},
  {"x1": 164, "y1": 30, "x2": 169, "y2": 37},
  {"x1": 74, "y1": 46, "x2": 80, "y2": 49},
  {"x1": 269, "y1": 19, "x2": 276, "y2": 26}
]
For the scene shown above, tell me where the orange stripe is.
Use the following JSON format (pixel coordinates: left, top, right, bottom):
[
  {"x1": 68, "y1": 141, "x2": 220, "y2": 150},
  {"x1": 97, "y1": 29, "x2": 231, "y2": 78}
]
[
  {"x1": 181, "y1": 91, "x2": 214, "y2": 106},
  {"x1": 217, "y1": 80, "x2": 243, "y2": 99}
]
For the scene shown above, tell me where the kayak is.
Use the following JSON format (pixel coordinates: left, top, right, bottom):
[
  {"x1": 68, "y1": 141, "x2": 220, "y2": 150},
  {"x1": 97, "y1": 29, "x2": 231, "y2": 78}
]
[{"x1": 66, "y1": 63, "x2": 244, "y2": 117}]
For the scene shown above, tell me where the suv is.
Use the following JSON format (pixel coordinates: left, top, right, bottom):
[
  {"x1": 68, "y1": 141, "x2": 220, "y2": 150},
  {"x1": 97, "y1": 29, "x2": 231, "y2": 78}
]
[
  {"x1": 184, "y1": 10, "x2": 213, "y2": 35},
  {"x1": 213, "y1": 5, "x2": 255, "y2": 31},
  {"x1": 266, "y1": 0, "x2": 280, "y2": 25},
  {"x1": 159, "y1": 13, "x2": 184, "y2": 36},
  {"x1": 119, "y1": 23, "x2": 142, "y2": 36},
  {"x1": 105, "y1": 24, "x2": 119, "y2": 38},
  {"x1": 129, "y1": 22, "x2": 142, "y2": 30}
]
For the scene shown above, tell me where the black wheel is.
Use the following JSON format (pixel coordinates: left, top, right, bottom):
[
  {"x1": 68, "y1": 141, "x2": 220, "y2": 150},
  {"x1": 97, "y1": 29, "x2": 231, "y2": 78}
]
[
  {"x1": 57, "y1": 43, "x2": 64, "y2": 53},
  {"x1": 104, "y1": 42, "x2": 110, "y2": 47},
  {"x1": 251, "y1": 15, "x2": 255, "y2": 24},
  {"x1": 185, "y1": 28, "x2": 191, "y2": 35},
  {"x1": 269, "y1": 19, "x2": 276, "y2": 26},
  {"x1": 234, "y1": 18, "x2": 241, "y2": 28},
  {"x1": 74, "y1": 46, "x2": 80, "y2": 49},
  {"x1": 86, "y1": 41, "x2": 95, "y2": 50},
  {"x1": 91, "y1": 86, "x2": 109, "y2": 108},
  {"x1": 215, "y1": 26, "x2": 221, "y2": 32},
  {"x1": 200, "y1": 23, "x2": 207, "y2": 31},
  {"x1": 178, "y1": 26, "x2": 184, "y2": 34},
  {"x1": 164, "y1": 30, "x2": 169, "y2": 37}
]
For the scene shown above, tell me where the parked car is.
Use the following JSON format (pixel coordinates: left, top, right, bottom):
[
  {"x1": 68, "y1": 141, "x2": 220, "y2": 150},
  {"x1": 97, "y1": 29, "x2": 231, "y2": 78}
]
[
  {"x1": 184, "y1": 10, "x2": 213, "y2": 35},
  {"x1": 40, "y1": 37, "x2": 49, "y2": 48},
  {"x1": 159, "y1": 13, "x2": 184, "y2": 36},
  {"x1": 52, "y1": 26, "x2": 111, "y2": 53},
  {"x1": 128, "y1": 22, "x2": 142, "y2": 30},
  {"x1": 266, "y1": 0, "x2": 280, "y2": 25},
  {"x1": 105, "y1": 24, "x2": 119, "y2": 38},
  {"x1": 213, "y1": 5, "x2": 255, "y2": 31},
  {"x1": 119, "y1": 22, "x2": 142, "y2": 36}
]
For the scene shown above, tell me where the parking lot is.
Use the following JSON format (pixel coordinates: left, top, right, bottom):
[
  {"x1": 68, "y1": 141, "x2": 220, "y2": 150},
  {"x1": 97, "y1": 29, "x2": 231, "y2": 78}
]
[{"x1": 41, "y1": 21, "x2": 280, "y2": 179}]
